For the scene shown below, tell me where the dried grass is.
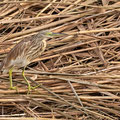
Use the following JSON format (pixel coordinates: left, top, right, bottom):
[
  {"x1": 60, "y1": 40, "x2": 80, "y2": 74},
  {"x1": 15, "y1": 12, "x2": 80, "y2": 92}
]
[{"x1": 0, "y1": 0, "x2": 120, "y2": 120}]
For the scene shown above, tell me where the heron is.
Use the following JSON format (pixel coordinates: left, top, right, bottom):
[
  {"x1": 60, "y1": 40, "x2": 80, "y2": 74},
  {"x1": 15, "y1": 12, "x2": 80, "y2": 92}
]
[{"x1": 0, "y1": 30, "x2": 66, "y2": 91}]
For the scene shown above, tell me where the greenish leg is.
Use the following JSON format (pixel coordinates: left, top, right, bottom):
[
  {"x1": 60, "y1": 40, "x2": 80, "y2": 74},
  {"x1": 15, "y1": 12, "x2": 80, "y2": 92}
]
[
  {"x1": 22, "y1": 67, "x2": 41, "y2": 92},
  {"x1": 22, "y1": 67, "x2": 31, "y2": 92},
  {"x1": 9, "y1": 67, "x2": 17, "y2": 90}
]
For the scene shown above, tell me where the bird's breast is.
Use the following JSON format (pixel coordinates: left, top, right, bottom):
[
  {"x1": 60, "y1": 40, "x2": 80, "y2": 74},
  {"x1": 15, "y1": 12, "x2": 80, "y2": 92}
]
[
  {"x1": 41, "y1": 39, "x2": 47, "y2": 52},
  {"x1": 10, "y1": 56, "x2": 30, "y2": 68}
]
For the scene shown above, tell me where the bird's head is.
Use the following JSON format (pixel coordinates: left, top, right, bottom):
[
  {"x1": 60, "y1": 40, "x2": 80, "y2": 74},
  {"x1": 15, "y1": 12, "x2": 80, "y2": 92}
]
[{"x1": 37, "y1": 30, "x2": 67, "y2": 38}]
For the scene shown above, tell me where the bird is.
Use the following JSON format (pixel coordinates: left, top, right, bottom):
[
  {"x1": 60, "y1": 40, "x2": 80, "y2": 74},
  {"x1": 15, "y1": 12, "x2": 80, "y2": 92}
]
[{"x1": 0, "y1": 30, "x2": 66, "y2": 91}]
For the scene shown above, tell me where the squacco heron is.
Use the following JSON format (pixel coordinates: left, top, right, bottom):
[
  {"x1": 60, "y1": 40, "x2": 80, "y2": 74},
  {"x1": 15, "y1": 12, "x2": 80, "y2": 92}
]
[{"x1": 0, "y1": 30, "x2": 65, "y2": 91}]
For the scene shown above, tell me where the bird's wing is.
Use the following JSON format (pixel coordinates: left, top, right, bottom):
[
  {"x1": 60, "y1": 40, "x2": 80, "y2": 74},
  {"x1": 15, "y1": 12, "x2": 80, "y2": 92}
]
[{"x1": 2, "y1": 37, "x2": 32, "y2": 69}]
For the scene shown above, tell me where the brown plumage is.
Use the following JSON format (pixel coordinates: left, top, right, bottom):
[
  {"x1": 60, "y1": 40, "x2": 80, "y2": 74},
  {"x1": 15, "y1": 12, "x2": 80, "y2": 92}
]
[
  {"x1": 1, "y1": 32, "x2": 47, "y2": 73},
  {"x1": 0, "y1": 30, "x2": 65, "y2": 91}
]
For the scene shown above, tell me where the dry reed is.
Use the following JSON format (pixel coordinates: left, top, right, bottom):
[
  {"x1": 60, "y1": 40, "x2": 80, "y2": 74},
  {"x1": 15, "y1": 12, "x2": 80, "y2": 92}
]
[{"x1": 0, "y1": 0, "x2": 120, "y2": 120}]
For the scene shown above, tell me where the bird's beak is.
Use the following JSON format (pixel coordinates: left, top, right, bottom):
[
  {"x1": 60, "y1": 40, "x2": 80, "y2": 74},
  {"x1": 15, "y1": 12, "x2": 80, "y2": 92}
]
[{"x1": 51, "y1": 32, "x2": 67, "y2": 37}]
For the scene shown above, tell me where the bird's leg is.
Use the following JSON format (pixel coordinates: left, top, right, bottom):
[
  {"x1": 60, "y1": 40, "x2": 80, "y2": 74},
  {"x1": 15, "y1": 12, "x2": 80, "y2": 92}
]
[
  {"x1": 22, "y1": 67, "x2": 31, "y2": 92},
  {"x1": 22, "y1": 67, "x2": 41, "y2": 92},
  {"x1": 9, "y1": 67, "x2": 17, "y2": 90}
]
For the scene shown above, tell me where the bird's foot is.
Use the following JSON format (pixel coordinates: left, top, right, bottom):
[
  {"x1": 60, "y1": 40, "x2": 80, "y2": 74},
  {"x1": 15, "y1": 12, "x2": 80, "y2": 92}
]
[
  {"x1": 27, "y1": 84, "x2": 41, "y2": 94},
  {"x1": 10, "y1": 86, "x2": 18, "y2": 91},
  {"x1": 31, "y1": 84, "x2": 41, "y2": 90},
  {"x1": 27, "y1": 85, "x2": 35, "y2": 94}
]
